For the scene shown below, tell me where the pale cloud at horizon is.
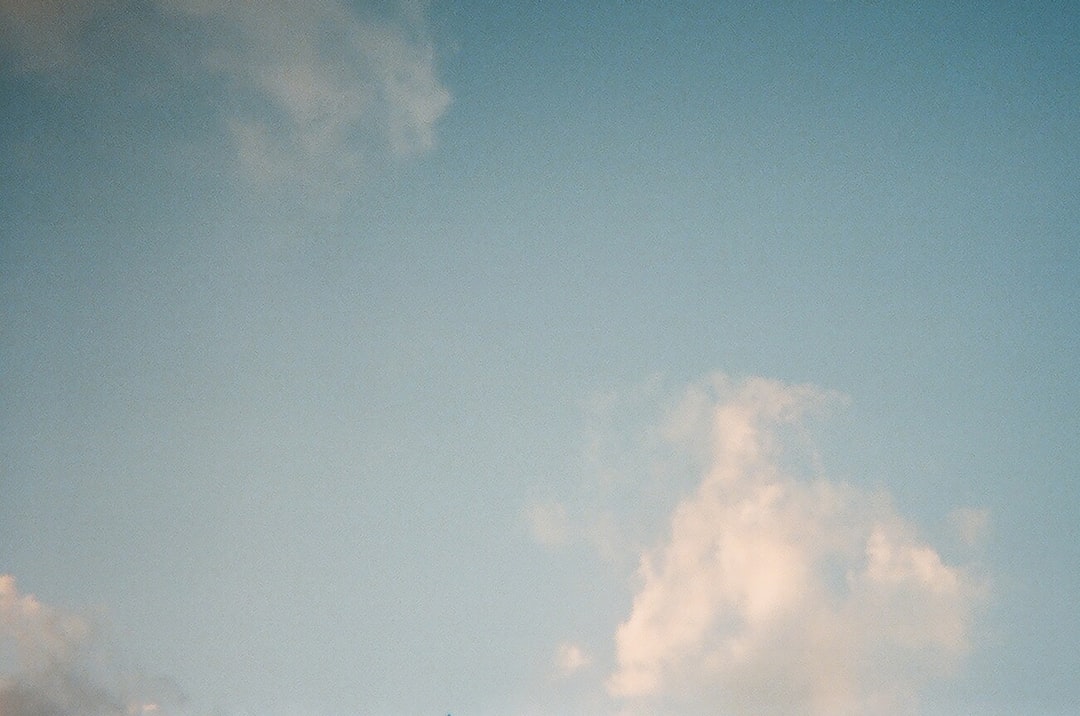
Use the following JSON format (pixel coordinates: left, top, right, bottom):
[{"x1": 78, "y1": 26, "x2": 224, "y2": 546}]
[{"x1": 0, "y1": 575, "x2": 184, "y2": 716}]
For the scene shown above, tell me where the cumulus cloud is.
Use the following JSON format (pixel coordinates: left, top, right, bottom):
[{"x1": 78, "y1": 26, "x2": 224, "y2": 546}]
[
  {"x1": 0, "y1": 575, "x2": 182, "y2": 716},
  {"x1": 0, "y1": 0, "x2": 451, "y2": 194},
  {"x1": 605, "y1": 374, "x2": 986, "y2": 715}
]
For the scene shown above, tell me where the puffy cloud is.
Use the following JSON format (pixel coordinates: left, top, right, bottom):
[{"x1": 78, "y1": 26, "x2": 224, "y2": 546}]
[
  {"x1": 605, "y1": 375, "x2": 985, "y2": 715},
  {"x1": 0, "y1": 575, "x2": 183, "y2": 716}
]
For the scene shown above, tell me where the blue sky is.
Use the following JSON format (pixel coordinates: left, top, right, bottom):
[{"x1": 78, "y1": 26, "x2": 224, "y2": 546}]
[{"x1": 1, "y1": 2, "x2": 1078, "y2": 714}]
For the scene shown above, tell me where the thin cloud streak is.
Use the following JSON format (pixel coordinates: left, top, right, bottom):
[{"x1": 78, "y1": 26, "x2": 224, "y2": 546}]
[{"x1": 605, "y1": 374, "x2": 986, "y2": 715}]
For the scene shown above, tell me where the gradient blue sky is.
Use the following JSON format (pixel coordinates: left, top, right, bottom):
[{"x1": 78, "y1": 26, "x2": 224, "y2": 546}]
[{"x1": 2, "y1": 2, "x2": 1078, "y2": 715}]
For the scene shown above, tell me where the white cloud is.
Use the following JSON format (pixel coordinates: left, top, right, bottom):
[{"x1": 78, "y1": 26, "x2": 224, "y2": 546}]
[{"x1": 605, "y1": 374, "x2": 985, "y2": 715}]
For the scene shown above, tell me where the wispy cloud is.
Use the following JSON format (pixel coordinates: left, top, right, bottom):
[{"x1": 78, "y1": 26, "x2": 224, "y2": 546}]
[
  {"x1": 599, "y1": 374, "x2": 986, "y2": 715},
  {"x1": 0, "y1": 0, "x2": 451, "y2": 197},
  {"x1": 949, "y1": 506, "x2": 991, "y2": 548},
  {"x1": 168, "y1": 0, "x2": 450, "y2": 191},
  {"x1": 554, "y1": 642, "x2": 592, "y2": 677},
  {"x1": 0, "y1": 0, "x2": 96, "y2": 72},
  {"x1": 524, "y1": 501, "x2": 573, "y2": 547},
  {"x1": 0, "y1": 575, "x2": 182, "y2": 716}
]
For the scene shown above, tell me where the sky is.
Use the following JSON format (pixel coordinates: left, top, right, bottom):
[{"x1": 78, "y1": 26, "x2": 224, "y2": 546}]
[{"x1": 1, "y1": 1, "x2": 1078, "y2": 714}]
